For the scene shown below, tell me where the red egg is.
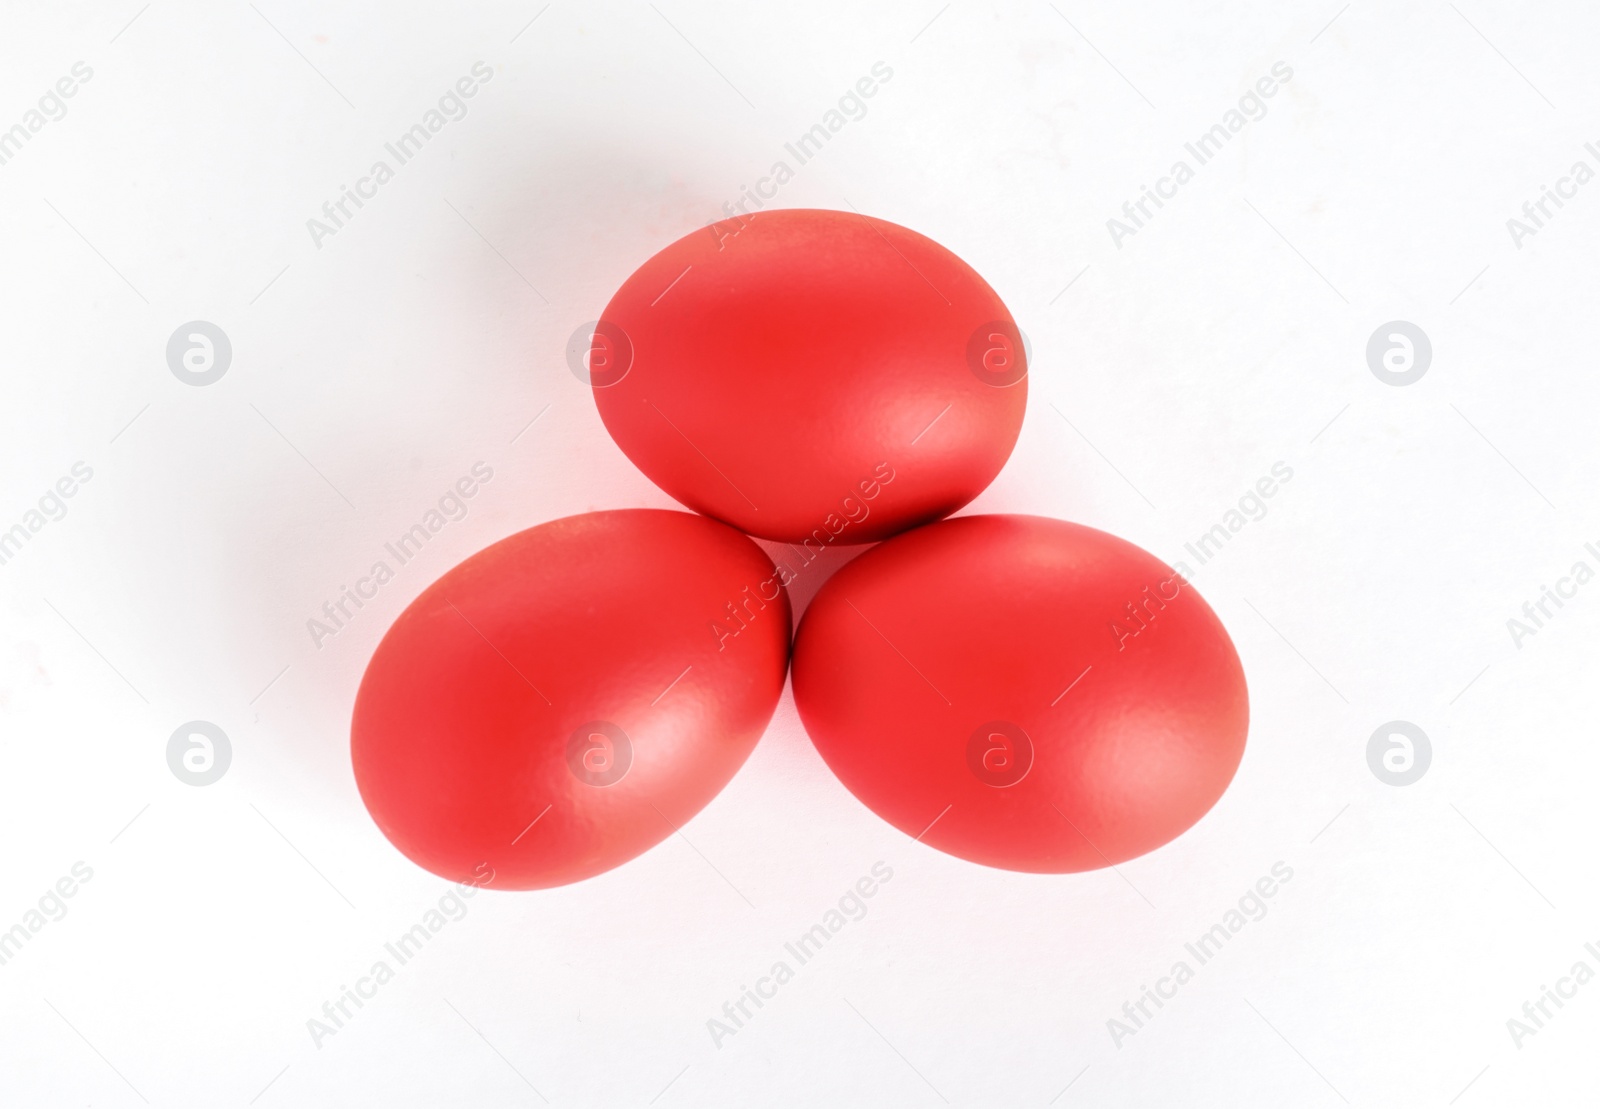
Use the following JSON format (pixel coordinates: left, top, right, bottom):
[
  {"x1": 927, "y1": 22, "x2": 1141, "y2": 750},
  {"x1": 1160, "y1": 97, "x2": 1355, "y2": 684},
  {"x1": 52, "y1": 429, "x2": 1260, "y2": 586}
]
[
  {"x1": 352, "y1": 510, "x2": 791, "y2": 889},
  {"x1": 589, "y1": 208, "x2": 1027, "y2": 545},
  {"x1": 792, "y1": 515, "x2": 1248, "y2": 872}
]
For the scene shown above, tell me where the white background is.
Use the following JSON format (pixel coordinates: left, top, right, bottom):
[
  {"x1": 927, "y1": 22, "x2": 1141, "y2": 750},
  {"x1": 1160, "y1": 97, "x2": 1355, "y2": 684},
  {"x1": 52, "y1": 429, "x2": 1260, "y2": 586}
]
[{"x1": 2, "y1": 1, "x2": 1597, "y2": 1105}]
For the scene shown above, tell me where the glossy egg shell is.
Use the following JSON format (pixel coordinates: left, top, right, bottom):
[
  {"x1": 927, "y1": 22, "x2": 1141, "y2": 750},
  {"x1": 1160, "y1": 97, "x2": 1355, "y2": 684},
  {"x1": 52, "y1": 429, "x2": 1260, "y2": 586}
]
[
  {"x1": 792, "y1": 514, "x2": 1248, "y2": 872},
  {"x1": 591, "y1": 208, "x2": 1027, "y2": 544},
  {"x1": 352, "y1": 509, "x2": 791, "y2": 889}
]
